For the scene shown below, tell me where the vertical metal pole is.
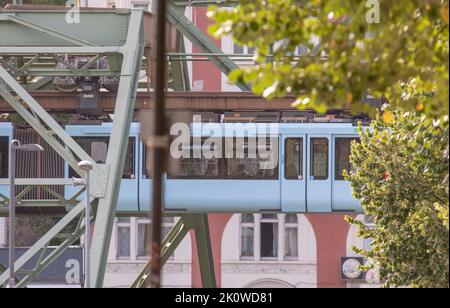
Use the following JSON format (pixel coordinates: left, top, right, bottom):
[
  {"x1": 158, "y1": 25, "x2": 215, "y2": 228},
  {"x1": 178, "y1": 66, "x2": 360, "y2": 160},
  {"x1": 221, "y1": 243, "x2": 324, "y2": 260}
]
[
  {"x1": 8, "y1": 143, "x2": 15, "y2": 289},
  {"x1": 150, "y1": 0, "x2": 168, "y2": 289},
  {"x1": 84, "y1": 169, "x2": 91, "y2": 288},
  {"x1": 78, "y1": 160, "x2": 93, "y2": 288}
]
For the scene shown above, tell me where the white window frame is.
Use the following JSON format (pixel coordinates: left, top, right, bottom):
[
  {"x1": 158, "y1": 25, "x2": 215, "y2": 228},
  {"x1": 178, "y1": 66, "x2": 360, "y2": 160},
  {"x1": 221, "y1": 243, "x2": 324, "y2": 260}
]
[
  {"x1": 132, "y1": 1, "x2": 153, "y2": 12},
  {"x1": 284, "y1": 214, "x2": 299, "y2": 261},
  {"x1": 116, "y1": 217, "x2": 132, "y2": 260},
  {"x1": 239, "y1": 214, "x2": 300, "y2": 262},
  {"x1": 239, "y1": 214, "x2": 256, "y2": 260}
]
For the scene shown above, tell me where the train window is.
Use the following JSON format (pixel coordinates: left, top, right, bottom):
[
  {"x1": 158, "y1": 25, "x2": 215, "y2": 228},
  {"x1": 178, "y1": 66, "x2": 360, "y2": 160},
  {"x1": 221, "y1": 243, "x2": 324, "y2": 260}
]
[
  {"x1": 285, "y1": 138, "x2": 303, "y2": 180},
  {"x1": 225, "y1": 137, "x2": 279, "y2": 180},
  {"x1": 122, "y1": 138, "x2": 135, "y2": 179},
  {"x1": 69, "y1": 137, "x2": 135, "y2": 179},
  {"x1": 168, "y1": 138, "x2": 220, "y2": 179},
  {"x1": 335, "y1": 137, "x2": 359, "y2": 181},
  {"x1": 311, "y1": 138, "x2": 328, "y2": 180},
  {"x1": 143, "y1": 146, "x2": 151, "y2": 179},
  {"x1": 0, "y1": 137, "x2": 8, "y2": 179}
]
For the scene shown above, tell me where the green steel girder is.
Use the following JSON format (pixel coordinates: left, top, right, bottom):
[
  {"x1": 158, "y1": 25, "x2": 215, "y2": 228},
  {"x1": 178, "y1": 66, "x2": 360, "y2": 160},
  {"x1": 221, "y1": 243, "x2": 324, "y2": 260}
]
[
  {"x1": 167, "y1": 1, "x2": 250, "y2": 91},
  {"x1": 0, "y1": 9, "x2": 147, "y2": 288},
  {"x1": 89, "y1": 10, "x2": 146, "y2": 288},
  {"x1": 0, "y1": 53, "x2": 119, "y2": 78},
  {"x1": 0, "y1": 10, "x2": 131, "y2": 47},
  {"x1": 0, "y1": 201, "x2": 86, "y2": 287},
  {"x1": 131, "y1": 214, "x2": 216, "y2": 289}
]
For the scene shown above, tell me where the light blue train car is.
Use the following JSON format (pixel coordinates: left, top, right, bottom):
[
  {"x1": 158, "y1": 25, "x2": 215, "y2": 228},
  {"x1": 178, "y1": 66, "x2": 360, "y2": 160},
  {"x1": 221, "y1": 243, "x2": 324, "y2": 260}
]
[
  {"x1": 0, "y1": 119, "x2": 363, "y2": 213},
  {"x1": 63, "y1": 121, "x2": 362, "y2": 213}
]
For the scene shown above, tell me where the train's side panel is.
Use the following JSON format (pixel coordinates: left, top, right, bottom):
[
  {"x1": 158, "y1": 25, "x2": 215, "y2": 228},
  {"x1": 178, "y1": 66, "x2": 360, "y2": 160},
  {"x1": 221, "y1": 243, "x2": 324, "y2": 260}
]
[
  {"x1": 164, "y1": 180, "x2": 281, "y2": 212},
  {"x1": 0, "y1": 123, "x2": 13, "y2": 202},
  {"x1": 64, "y1": 124, "x2": 140, "y2": 212}
]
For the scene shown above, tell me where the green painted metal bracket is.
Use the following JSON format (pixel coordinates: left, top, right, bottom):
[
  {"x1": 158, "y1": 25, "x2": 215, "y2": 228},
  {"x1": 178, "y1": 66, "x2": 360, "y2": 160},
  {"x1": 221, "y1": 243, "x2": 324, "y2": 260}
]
[
  {"x1": 130, "y1": 214, "x2": 216, "y2": 289},
  {"x1": 167, "y1": 1, "x2": 250, "y2": 91}
]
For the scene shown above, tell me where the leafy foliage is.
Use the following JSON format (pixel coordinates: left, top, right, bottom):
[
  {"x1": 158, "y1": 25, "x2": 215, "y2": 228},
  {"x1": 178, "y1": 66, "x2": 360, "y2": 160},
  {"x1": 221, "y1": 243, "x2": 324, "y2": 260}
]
[
  {"x1": 346, "y1": 113, "x2": 449, "y2": 288},
  {"x1": 208, "y1": 0, "x2": 449, "y2": 117},
  {"x1": 209, "y1": 0, "x2": 449, "y2": 288}
]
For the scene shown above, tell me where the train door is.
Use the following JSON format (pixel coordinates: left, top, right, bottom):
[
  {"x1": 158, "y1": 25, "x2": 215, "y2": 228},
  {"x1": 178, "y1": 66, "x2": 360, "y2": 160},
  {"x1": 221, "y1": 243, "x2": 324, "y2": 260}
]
[
  {"x1": 307, "y1": 134, "x2": 332, "y2": 212},
  {"x1": 281, "y1": 135, "x2": 307, "y2": 212},
  {"x1": 332, "y1": 135, "x2": 361, "y2": 212}
]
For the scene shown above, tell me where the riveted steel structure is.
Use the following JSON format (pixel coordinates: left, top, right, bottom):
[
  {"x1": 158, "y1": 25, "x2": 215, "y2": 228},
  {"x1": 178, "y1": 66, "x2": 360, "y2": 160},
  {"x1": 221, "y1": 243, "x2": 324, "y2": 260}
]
[
  {"x1": 0, "y1": 0, "x2": 255, "y2": 288},
  {"x1": 0, "y1": 7, "x2": 147, "y2": 288}
]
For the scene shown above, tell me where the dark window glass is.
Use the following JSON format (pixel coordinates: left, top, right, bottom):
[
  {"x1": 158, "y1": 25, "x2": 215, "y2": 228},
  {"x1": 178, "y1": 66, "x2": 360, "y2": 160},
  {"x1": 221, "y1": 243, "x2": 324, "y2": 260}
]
[
  {"x1": 225, "y1": 137, "x2": 279, "y2": 180},
  {"x1": 335, "y1": 138, "x2": 359, "y2": 181},
  {"x1": 233, "y1": 43, "x2": 244, "y2": 54},
  {"x1": 168, "y1": 138, "x2": 221, "y2": 179},
  {"x1": 247, "y1": 47, "x2": 256, "y2": 54},
  {"x1": 285, "y1": 138, "x2": 303, "y2": 180},
  {"x1": 0, "y1": 137, "x2": 8, "y2": 179},
  {"x1": 241, "y1": 214, "x2": 254, "y2": 223},
  {"x1": 143, "y1": 146, "x2": 151, "y2": 179},
  {"x1": 311, "y1": 138, "x2": 328, "y2": 180},
  {"x1": 260, "y1": 222, "x2": 278, "y2": 258},
  {"x1": 69, "y1": 137, "x2": 135, "y2": 179}
]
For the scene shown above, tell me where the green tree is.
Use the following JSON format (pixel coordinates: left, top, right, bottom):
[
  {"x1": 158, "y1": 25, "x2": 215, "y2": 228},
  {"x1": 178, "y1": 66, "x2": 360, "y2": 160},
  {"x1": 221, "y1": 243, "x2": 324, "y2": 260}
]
[
  {"x1": 346, "y1": 113, "x2": 449, "y2": 288},
  {"x1": 208, "y1": 0, "x2": 449, "y2": 117},
  {"x1": 209, "y1": 0, "x2": 449, "y2": 287}
]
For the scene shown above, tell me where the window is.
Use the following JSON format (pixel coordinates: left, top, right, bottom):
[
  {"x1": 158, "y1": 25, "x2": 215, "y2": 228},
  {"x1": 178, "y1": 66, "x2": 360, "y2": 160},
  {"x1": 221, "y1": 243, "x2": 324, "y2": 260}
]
[
  {"x1": 285, "y1": 138, "x2": 303, "y2": 180},
  {"x1": 240, "y1": 214, "x2": 255, "y2": 259},
  {"x1": 240, "y1": 214, "x2": 300, "y2": 261},
  {"x1": 284, "y1": 214, "x2": 298, "y2": 259},
  {"x1": 233, "y1": 44, "x2": 255, "y2": 55},
  {"x1": 69, "y1": 137, "x2": 135, "y2": 179},
  {"x1": 168, "y1": 137, "x2": 279, "y2": 180},
  {"x1": 0, "y1": 137, "x2": 8, "y2": 179},
  {"x1": 335, "y1": 138, "x2": 359, "y2": 180},
  {"x1": 169, "y1": 138, "x2": 221, "y2": 179},
  {"x1": 137, "y1": 217, "x2": 175, "y2": 259},
  {"x1": 260, "y1": 214, "x2": 278, "y2": 259},
  {"x1": 225, "y1": 137, "x2": 279, "y2": 180},
  {"x1": 132, "y1": 1, "x2": 153, "y2": 11},
  {"x1": 116, "y1": 217, "x2": 131, "y2": 259},
  {"x1": 311, "y1": 138, "x2": 328, "y2": 180}
]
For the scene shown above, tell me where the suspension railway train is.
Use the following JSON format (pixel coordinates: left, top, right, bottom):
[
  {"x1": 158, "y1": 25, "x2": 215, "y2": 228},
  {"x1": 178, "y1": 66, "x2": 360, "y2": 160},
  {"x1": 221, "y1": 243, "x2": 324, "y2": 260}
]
[{"x1": 0, "y1": 112, "x2": 367, "y2": 214}]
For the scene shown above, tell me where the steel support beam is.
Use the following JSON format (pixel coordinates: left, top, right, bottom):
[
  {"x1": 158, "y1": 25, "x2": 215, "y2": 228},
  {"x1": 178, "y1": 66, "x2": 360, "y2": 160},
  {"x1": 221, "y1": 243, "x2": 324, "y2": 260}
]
[
  {"x1": 130, "y1": 214, "x2": 216, "y2": 288},
  {"x1": 131, "y1": 216, "x2": 190, "y2": 288},
  {"x1": 167, "y1": 1, "x2": 250, "y2": 91},
  {"x1": 89, "y1": 10, "x2": 145, "y2": 288}
]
